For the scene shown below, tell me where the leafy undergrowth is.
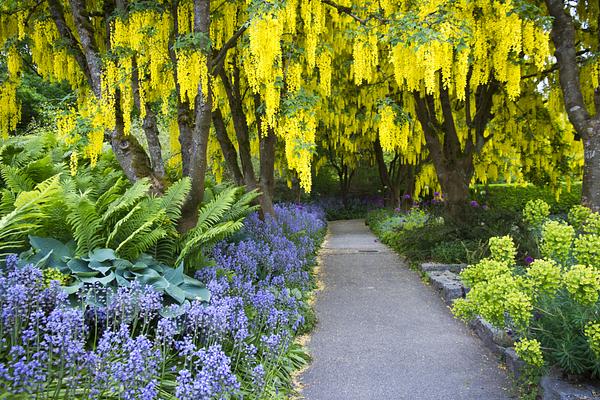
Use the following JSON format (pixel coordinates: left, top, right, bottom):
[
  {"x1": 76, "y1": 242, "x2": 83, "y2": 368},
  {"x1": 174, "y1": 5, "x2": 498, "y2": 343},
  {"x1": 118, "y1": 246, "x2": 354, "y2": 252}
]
[
  {"x1": 0, "y1": 204, "x2": 326, "y2": 399},
  {"x1": 367, "y1": 204, "x2": 537, "y2": 265}
]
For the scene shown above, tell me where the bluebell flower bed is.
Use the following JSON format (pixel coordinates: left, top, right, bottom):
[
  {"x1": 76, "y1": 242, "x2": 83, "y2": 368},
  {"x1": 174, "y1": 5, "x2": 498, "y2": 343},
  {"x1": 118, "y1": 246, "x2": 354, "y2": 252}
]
[{"x1": 0, "y1": 204, "x2": 326, "y2": 399}]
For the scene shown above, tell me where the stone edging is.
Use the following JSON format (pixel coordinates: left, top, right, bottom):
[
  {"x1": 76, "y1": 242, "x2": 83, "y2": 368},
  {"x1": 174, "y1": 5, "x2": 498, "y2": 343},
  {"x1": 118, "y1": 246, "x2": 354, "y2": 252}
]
[{"x1": 419, "y1": 262, "x2": 600, "y2": 400}]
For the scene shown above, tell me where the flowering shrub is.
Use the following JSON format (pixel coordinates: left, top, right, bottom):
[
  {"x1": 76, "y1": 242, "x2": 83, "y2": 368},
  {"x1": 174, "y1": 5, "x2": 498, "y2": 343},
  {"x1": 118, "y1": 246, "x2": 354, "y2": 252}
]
[
  {"x1": 453, "y1": 200, "x2": 600, "y2": 377},
  {"x1": 0, "y1": 204, "x2": 326, "y2": 398}
]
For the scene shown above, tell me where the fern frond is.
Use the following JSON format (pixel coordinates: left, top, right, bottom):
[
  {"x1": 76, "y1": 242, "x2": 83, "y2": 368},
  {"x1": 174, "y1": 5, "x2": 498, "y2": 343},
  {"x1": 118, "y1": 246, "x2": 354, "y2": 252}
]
[
  {"x1": 0, "y1": 175, "x2": 62, "y2": 258},
  {"x1": 105, "y1": 203, "x2": 143, "y2": 247},
  {"x1": 222, "y1": 188, "x2": 261, "y2": 222},
  {"x1": 65, "y1": 192, "x2": 104, "y2": 255},
  {"x1": 1, "y1": 165, "x2": 35, "y2": 193},
  {"x1": 195, "y1": 187, "x2": 238, "y2": 231},
  {"x1": 96, "y1": 177, "x2": 128, "y2": 214},
  {"x1": 102, "y1": 178, "x2": 150, "y2": 223},
  {"x1": 160, "y1": 178, "x2": 191, "y2": 223},
  {"x1": 175, "y1": 220, "x2": 243, "y2": 267}
]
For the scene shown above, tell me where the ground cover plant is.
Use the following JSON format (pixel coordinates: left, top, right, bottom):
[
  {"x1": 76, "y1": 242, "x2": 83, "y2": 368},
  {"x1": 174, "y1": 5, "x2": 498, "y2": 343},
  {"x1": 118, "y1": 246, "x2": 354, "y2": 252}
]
[
  {"x1": 367, "y1": 197, "x2": 537, "y2": 265},
  {"x1": 453, "y1": 200, "x2": 600, "y2": 379},
  {"x1": 0, "y1": 204, "x2": 326, "y2": 398}
]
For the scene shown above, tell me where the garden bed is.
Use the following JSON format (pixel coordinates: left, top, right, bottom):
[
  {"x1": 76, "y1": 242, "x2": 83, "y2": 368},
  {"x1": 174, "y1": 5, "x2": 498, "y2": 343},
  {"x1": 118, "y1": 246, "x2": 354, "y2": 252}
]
[
  {"x1": 0, "y1": 204, "x2": 326, "y2": 399},
  {"x1": 368, "y1": 201, "x2": 600, "y2": 399}
]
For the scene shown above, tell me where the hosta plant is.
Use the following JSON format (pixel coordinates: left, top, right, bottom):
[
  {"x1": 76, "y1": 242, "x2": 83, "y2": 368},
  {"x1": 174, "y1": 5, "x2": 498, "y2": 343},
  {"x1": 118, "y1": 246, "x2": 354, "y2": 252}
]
[
  {"x1": 20, "y1": 236, "x2": 210, "y2": 305},
  {"x1": 454, "y1": 200, "x2": 600, "y2": 378}
]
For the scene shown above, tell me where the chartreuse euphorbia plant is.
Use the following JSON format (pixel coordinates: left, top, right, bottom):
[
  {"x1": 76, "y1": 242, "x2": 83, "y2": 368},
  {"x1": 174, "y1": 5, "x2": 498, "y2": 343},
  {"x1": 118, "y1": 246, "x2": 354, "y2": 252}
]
[{"x1": 454, "y1": 199, "x2": 600, "y2": 377}]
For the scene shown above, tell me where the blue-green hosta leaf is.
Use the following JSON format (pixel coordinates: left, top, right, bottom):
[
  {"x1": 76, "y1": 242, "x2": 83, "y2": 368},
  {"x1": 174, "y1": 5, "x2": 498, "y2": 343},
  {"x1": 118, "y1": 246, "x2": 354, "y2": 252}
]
[
  {"x1": 122, "y1": 270, "x2": 135, "y2": 279},
  {"x1": 79, "y1": 272, "x2": 115, "y2": 285},
  {"x1": 87, "y1": 248, "x2": 117, "y2": 263},
  {"x1": 113, "y1": 259, "x2": 133, "y2": 270},
  {"x1": 134, "y1": 267, "x2": 161, "y2": 279},
  {"x1": 29, "y1": 236, "x2": 74, "y2": 260},
  {"x1": 131, "y1": 262, "x2": 148, "y2": 272},
  {"x1": 115, "y1": 273, "x2": 131, "y2": 287},
  {"x1": 159, "y1": 300, "x2": 189, "y2": 317},
  {"x1": 164, "y1": 265, "x2": 185, "y2": 286},
  {"x1": 73, "y1": 271, "x2": 100, "y2": 278},
  {"x1": 97, "y1": 272, "x2": 115, "y2": 285},
  {"x1": 138, "y1": 275, "x2": 170, "y2": 290},
  {"x1": 165, "y1": 283, "x2": 187, "y2": 304},
  {"x1": 88, "y1": 260, "x2": 112, "y2": 274},
  {"x1": 67, "y1": 258, "x2": 94, "y2": 273},
  {"x1": 62, "y1": 281, "x2": 83, "y2": 295},
  {"x1": 180, "y1": 280, "x2": 210, "y2": 302}
]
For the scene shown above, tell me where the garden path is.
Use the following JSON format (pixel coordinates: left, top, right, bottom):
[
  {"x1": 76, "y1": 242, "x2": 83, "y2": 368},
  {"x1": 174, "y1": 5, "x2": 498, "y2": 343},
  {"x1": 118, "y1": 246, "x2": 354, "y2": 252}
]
[{"x1": 300, "y1": 219, "x2": 512, "y2": 400}]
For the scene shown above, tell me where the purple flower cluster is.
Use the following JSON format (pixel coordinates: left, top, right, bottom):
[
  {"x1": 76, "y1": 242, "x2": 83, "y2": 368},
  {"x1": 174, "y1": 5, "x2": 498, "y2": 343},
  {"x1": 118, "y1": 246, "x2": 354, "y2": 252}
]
[{"x1": 0, "y1": 204, "x2": 326, "y2": 398}]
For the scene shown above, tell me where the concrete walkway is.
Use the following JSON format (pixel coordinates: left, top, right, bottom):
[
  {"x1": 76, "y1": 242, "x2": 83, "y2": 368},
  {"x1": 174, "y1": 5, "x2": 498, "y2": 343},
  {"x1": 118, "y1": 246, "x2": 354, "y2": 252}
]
[{"x1": 300, "y1": 220, "x2": 512, "y2": 400}]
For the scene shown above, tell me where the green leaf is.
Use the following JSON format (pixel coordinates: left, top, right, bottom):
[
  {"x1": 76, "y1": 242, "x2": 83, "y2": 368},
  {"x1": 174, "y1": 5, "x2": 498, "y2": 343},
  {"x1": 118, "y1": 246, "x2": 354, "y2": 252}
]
[
  {"x1": 88, "y1": 260, "x2": 112, "y2": 274},
  {"x1": 67, "y1": 258, "x2": 94, "y2": 273},
  {"x1": 164, "y1": 264, "x2": 185, "y2": 286},
  {"x1": 62, "y1": 281, "x2": 82, "y2": 295},
  {"x1": 29, "y1": 236, "x2": 73, "y2": 259},
  {"x1": 165, "y1": 283, "x2": 187, "y2": 304},
  {"x1": 88, "y1": 248, "x2": 117, "y2": 262},
  {"x1": 97, "y1": 271, "x2": 115, "y2": 285},
  {"x1": 180, "y1": 280, "x2": 210, "y2": 302}
]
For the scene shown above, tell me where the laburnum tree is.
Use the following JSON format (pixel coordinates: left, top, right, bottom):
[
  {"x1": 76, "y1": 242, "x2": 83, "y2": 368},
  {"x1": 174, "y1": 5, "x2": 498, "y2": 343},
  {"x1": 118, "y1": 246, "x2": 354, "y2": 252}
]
[
  {"x1": 0, "y1": 0, "x2": 591, "y2": 216},
  {"x1": 0, "y1": 0, "x2": 331, "y2": 228},
  {"x1": 324, "y1": 0, "x2": 583, "y2": 209}
]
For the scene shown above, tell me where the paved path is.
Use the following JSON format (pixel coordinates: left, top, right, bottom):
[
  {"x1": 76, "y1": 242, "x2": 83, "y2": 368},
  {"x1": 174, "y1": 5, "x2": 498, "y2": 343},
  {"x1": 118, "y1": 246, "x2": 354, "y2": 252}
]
[{"x1": 300, "y1": 219, "x2": 512, "y2": 400}]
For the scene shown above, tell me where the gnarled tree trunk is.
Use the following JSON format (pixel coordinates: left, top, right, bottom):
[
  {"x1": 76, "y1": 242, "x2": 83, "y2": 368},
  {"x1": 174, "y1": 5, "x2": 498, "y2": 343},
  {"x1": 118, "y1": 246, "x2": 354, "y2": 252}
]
[{"x1": 545, "y1": 0, "x2": 600, "y2": 211}]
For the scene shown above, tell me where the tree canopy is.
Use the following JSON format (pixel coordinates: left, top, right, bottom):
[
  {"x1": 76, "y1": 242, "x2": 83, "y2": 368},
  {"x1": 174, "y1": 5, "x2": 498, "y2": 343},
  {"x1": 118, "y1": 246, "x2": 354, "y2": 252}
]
[{"x1": 0, "y1": 0, "x2": 598, "y2": 217}]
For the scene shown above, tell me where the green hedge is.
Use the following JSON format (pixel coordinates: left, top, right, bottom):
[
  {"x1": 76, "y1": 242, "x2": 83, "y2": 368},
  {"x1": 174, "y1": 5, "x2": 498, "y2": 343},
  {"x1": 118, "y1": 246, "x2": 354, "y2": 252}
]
[{"x1": 471, "y1": 183, "x2": 581, "y2": 214}]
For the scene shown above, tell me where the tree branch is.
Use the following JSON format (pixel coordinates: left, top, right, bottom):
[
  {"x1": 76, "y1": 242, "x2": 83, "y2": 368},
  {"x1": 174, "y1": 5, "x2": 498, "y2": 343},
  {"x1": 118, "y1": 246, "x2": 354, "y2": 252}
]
[
  {"x1": 47, "y1": 0, "x2": 93, "y2": 88},
  {"x1": 320, "y1": 0, "x2": 367, "y2": 25},
  {"x1": 68, "y1": 0, "x2": 103, "y2": 95},
  {"x1": 210, "y1": 21, "x2": 248, "y2": 76}
]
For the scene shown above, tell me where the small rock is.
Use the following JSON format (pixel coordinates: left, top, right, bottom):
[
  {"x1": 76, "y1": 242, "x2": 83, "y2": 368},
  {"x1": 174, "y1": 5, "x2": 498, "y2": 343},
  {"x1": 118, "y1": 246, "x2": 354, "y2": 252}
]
[
  {"x1": 421, "y1": 262, "x2": 467, "y2": 273},
  {"x1": 469, "y1": 317, "x2": 513, "y2": 355},
  {"x1": 428, "y1": 271, "x2": 465, "y2": 304},
  {"x1": 504, "y1": 347, "x2": 526, "y2": 379},
  {"x1": 540, "y1": 373, "x2": 600, "y2": 400}
]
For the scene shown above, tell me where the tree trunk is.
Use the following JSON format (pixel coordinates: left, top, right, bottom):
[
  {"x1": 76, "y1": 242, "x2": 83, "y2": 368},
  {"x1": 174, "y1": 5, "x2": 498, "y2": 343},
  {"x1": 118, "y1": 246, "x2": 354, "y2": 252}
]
[
  {"x1": 213, "y1": 109, "x2": 244, "y2": 185},
  {"x1": 545, "y1": 0, "x2": 600, "y2": 211},
  {"x1": 141, "y1": 105, "x2": 167, "y2": 182},
  {"x1": 111, "y1": 92, "x2": 157, "y2": 188},
  {"x1": 131, "y1": 56, "x2": 166, "y2": 183},
  {"x1": 582, "y1": 130, "x2": 600, "y2": 211},
  {"x1": 259, "y1": 127, "x2": 277, "y2": 216},
  {"x1": 413, "y1": 92, "x2": 474, "y2": 212},
  {"x1": 179, "y1": 0, "x2": 212, "y2": 232}
]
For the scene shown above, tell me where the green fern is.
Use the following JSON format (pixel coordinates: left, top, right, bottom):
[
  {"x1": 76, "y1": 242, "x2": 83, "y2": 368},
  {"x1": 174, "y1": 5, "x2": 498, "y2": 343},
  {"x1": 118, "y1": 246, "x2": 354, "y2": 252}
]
[
  {"x1": 0, "y1": 165, "x2": 36, "y2": 193},
  {"x1": 0, "y1": 175, "x2": 62, "y2": 259},
  {"x1": 65, "y1": 191, "x2": 104, "y2": 255},
  {"x1": 102, "y1": 178, "x2": 151, "y2": 223},
  {"x1": 160, "y1": 177, "x2": 191, "y2": 222},
  {"x1": 175, "y1": 187, "x2": 249, "y2": 270}
]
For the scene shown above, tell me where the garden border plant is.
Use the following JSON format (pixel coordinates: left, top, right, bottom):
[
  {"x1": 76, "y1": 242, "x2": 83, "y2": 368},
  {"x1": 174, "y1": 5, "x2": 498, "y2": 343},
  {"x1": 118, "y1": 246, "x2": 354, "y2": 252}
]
[{"x1": 0, "y1": 203, "x2": 327, "y2": 399}]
